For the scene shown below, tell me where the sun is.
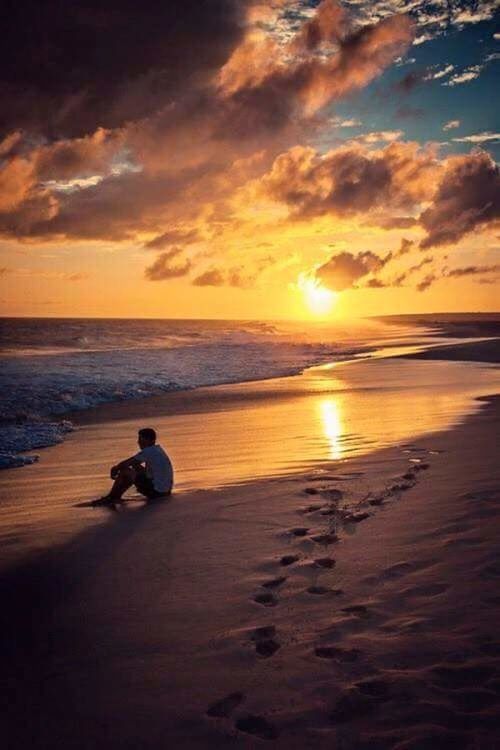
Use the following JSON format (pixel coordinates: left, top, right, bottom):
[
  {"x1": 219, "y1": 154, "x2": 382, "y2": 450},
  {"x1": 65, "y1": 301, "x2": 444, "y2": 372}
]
[{"x1": 297, "y1": 273, "x2": 338, "y2": 317}]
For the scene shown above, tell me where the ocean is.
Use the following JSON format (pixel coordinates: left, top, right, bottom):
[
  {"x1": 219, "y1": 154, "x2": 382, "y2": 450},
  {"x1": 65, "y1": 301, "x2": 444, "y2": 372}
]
[{"x1": 0, "y1": 316, "x2": 428, "y2": 468}]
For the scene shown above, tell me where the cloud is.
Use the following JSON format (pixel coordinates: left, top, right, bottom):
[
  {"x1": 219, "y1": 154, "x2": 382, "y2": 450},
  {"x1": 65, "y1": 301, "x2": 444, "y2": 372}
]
[
  {"x1": 373, "y1": 215, "x2": 418, "y2": 229},
  {"x1": 191, "y1": 265, "x2": 255, "y2": 288},
  {"x1": 419, "y1": 150, "x2": 500, "y2": 248},
  {"x1": 144, "y1": 247, "x2": 191, "y2": 281},
  {"x1": 425, "y1": 64, "x2": 454, "y2": 81},
  {"x1": 392, "y1": 256, "x2": 433, "y2": 286},
  {"x1": 219, "y1": 7, "x2": 414, "y2": 116},
  {"x1": 192, "y1": 268, "x2": 225, "y2": 287},
  {"x1": 443, "y1": 120, "x2": 461, "y2": 131},
  {"x1": 144, "y1": 228, "x2": 202, "y2": 250},
  {"x1": 397, "y1": 237, "x2": 413, "y2": 256},
  {"x1": 444, "y1": 264, "x2": 500, "y2": 278},
  {"x1": 261, "y1": 140, "x2": 440, "y2": 221},
  {"x1": 416, "y1": 273, "x2": 437, "y2": 292},
  {"x1": 293, "y1": 0, "x2": 346, "y2": 51},
  {"x1": 444, "y1": 65, "x2": 482, "y2": 86},
  {"x1": 316, "y1": 250, "x2": 387, "y2": 291},
  {"x1": 454, "y1": 6, "x2": 498, "y2": 24},
  {"x1": 0, "y1": 0, "x2": 247, "y2": 139},
  {"x1": 354, "y1": 130, "x2": 404, "y2": 144},
  {"x1": 330, "y1": 117, "x2": 362, "y2": 128},
  {"x1": 452, "y1": 132, "x2": 500, "y2": 144},
  {"x1": 0, "y1": 1, "x2": 414, "y2": 246},
  {"x1": 259, "y1": 140, "x2": 500, "y2": 249},
  {"x1": 413, "y1": 262, "x2": 500, "y2": 291}
]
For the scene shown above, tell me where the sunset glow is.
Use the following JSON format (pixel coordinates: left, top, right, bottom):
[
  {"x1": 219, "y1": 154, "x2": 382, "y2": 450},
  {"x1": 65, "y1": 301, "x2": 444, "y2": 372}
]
[
  {"x1": 297, "y1": 273, "x2": 338, "y2": 317},
  {"x1": 0, "y1": 1, "x2": 498, "y2": 319}
]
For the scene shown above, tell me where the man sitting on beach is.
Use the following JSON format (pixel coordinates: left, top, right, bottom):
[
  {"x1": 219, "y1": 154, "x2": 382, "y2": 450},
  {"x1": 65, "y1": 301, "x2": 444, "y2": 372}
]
[{"x1": 94, "y1": 428, "x2": 173, "y2": 505}]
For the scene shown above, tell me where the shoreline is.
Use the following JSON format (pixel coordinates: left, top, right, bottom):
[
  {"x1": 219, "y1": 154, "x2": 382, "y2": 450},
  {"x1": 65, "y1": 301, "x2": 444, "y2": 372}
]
[
  {"x1": 0, "y1": 338, "x2": 498, "y2": 572},
  {"x1": 2, "y1": 393, "x2": 500, "y2": 748},
  {"x1": 1, "y1": 317, "x2": 497, "y2": 471}
]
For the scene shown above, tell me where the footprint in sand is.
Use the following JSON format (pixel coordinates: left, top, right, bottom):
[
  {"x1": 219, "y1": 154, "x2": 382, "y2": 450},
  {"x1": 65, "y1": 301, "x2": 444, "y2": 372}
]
[
  {"x1": 206, "y1": 691, "x2": 245, "y2": 718},
  {"x1": 289, "y1": 527, "x2": 309, "y2": 537},
  {"x1": 255, "y1": 639, "x2": 281, "y2": 658},
  {"x1": 235, "y1": 715, "x2": 278, "y2": 740},
  {"x1": 250, "y1": 625, "x2": 281, "y2": 659},
  {"x1": 253, "y1": 592, "x2": 277, "y2": 607},
  {"x1": 251, "y1": 625, "x2": 276, "y2": 640},
  {"x1": 280, "y1": 554, "x2": 300, "y2": 566},
  {"x1": 261, "y1": 576, "x2": 287, "y2": 589}
]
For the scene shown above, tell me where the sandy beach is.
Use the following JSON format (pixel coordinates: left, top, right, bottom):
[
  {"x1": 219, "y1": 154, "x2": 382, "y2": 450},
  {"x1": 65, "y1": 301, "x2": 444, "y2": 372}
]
[
  {"x1": 2, "y1": 0, "x2": 500, "y2": 745},
  {"x1": 2, "y1": 336, "x2": 500, "y2": 749}
]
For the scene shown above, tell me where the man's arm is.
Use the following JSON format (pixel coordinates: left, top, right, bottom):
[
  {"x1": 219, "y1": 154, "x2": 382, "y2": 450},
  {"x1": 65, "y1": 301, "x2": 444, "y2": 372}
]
[{"x1": 110, "y1": 455, "x2": 142, "y2": 479}]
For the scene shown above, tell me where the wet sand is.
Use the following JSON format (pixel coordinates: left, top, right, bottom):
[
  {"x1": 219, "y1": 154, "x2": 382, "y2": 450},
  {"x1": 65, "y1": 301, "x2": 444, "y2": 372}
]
[
  {"x1": 2, "y1": 339, "x2": 500, "y2": 748},
  {"x1": 0, "y1": 353, "x2": 498, "y2": 570}
]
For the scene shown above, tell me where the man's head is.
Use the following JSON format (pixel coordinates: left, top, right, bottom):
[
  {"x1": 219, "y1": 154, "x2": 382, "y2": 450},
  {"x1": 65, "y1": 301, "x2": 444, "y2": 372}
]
[{"x1": 138, "y1": 428, "x2": 157, "y2": 449}]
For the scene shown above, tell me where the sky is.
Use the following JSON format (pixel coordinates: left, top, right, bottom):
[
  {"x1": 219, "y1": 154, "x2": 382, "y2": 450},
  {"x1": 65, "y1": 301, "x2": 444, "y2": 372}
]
[{"x1": 0, "y1": 0, "x2": 499, "y2": 320}]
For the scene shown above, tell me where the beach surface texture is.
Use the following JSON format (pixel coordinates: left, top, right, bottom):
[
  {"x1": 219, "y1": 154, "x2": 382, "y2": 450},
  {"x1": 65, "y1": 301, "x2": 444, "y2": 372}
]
[{"x1": 1, "y1": 326, "x2": 500, "y2": 749}]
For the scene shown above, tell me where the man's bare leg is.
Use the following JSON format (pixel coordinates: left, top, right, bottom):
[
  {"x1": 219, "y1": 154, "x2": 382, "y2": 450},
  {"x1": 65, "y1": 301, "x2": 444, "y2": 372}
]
[
  {"x1": 94, "y1": 467, "x2": 136, "y2": 505},
  {"x1": 109, "y1": 466, "x2": 136, "y2": 500}
]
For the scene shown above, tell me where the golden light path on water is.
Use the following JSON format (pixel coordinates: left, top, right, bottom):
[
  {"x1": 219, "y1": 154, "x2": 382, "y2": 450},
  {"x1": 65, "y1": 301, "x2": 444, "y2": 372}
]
[{"x1": 319, "y1": 398, "x2": 344, "y2": 461}]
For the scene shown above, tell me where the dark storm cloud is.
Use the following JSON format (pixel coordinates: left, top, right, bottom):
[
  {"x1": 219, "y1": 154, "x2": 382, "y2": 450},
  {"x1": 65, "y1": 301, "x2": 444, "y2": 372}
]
[{"x1": 0, "y1": 0, "x2": 247, "y2": 139}]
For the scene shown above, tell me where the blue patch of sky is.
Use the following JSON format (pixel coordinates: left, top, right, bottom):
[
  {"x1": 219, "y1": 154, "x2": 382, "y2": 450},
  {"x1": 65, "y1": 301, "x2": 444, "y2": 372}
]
[{"x1": 316, "y1": 17, "x2": 500, "y2": 159}]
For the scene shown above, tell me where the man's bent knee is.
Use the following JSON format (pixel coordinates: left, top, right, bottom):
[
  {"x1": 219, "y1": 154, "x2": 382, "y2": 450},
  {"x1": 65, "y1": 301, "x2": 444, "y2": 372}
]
[{"x1": 119, "y1": 466, "x2": 136, "y2": 480}]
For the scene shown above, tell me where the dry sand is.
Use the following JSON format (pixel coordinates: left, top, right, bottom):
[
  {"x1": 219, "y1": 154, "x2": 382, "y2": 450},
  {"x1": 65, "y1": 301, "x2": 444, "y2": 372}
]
[{"x1": 2, "y1": 338, "x2": 500, "y2": 749}]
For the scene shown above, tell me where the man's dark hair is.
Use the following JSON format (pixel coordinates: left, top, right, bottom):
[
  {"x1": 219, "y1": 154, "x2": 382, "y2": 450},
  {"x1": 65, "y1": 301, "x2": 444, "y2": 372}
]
[{"x1": 138, "y1": 428, "x2": 157, "y2": 443}]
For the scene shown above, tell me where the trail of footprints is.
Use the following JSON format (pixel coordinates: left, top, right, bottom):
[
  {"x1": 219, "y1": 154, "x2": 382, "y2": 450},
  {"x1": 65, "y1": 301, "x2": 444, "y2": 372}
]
[{"x1": 205, "y1": 449, "x2": 446, "y2": 741}]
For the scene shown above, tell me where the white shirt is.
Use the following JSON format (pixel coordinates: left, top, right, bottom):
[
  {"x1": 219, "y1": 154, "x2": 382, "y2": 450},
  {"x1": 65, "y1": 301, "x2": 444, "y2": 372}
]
[{"x1": 134, "y1": 444, "x2": 173, "y2": 493}]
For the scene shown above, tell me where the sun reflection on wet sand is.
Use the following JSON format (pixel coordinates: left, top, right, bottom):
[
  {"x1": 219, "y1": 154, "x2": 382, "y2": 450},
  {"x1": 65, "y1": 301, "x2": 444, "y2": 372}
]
[{"x1": 318, "y1": 398, "x2": 344, "y2": 460}]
